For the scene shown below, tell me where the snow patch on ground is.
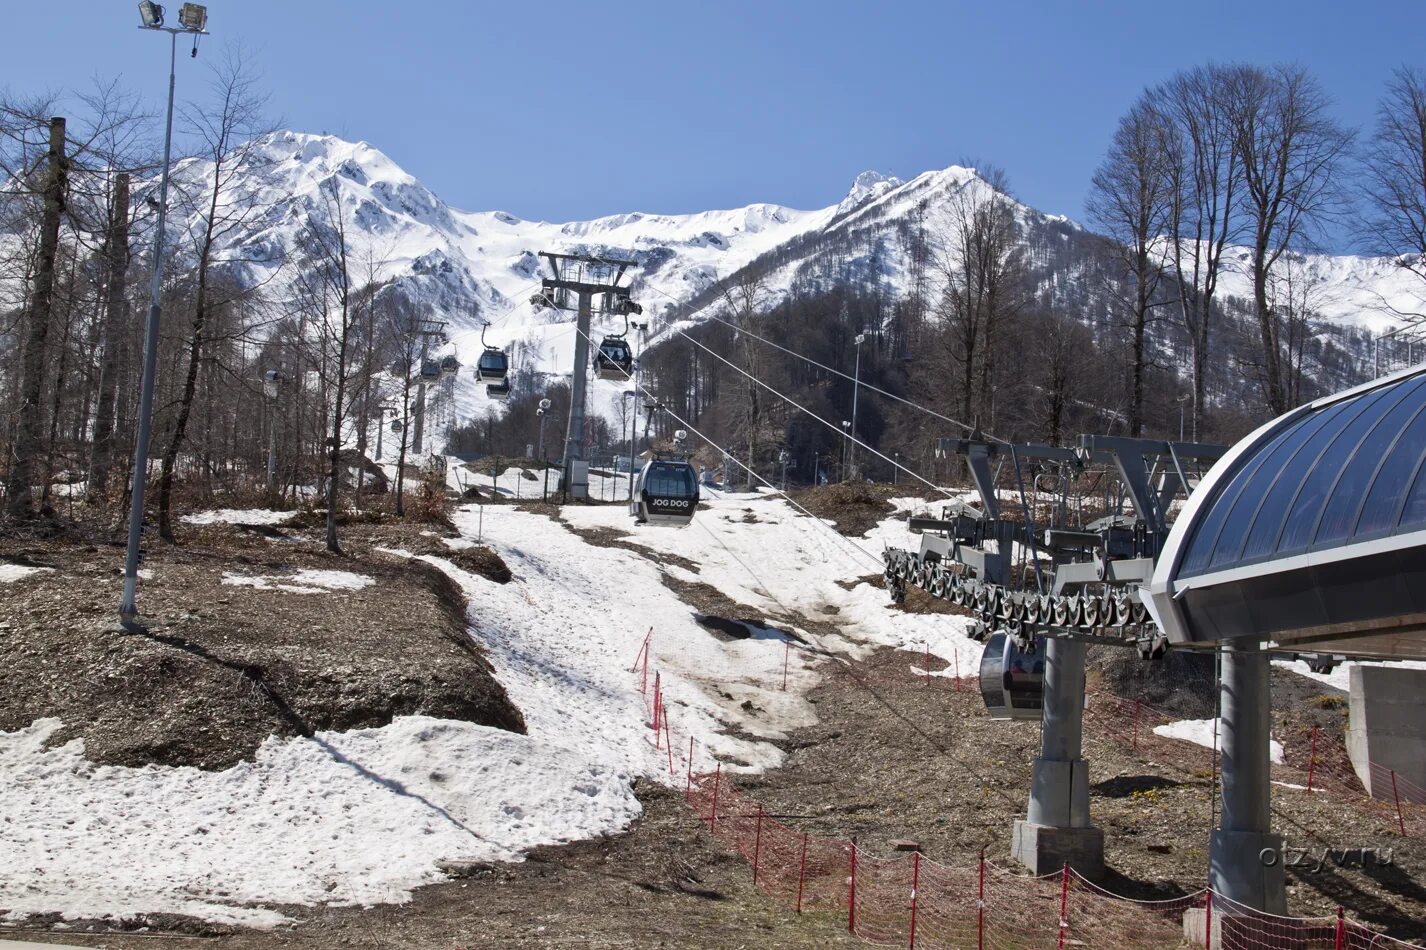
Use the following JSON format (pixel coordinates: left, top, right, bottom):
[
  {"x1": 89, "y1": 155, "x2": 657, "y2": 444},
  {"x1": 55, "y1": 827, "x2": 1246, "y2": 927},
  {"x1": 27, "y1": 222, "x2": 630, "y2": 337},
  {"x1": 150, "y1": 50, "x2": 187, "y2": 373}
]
[
  {"x1": 220, "y1": 569, "x2": 374, "y2": 594},
  {"x1": 182, "y1": 509, "x2": 298, "y2": 526},
  {"x1": 0, "y1": 716, "x2": 637, "y2": 927},
  {"x1": 0, "y1": 564, "x2": 51, "y2": 584},
  {"x1": 1272, "y1": 658, "x2": 1426, "y2": 692},
  {"x1": 1154, "y1": 718, "x2": 1285, "y2": 764}
]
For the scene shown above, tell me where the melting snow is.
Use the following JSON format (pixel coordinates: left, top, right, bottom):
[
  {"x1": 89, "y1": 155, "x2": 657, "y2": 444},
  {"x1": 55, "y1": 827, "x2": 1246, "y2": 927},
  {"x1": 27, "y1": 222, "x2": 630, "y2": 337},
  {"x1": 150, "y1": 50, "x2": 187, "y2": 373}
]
[
  {"x1": 220, "y1": 569, "x2": 374, "y2": 594},
  {"x1": 0, "y1": 564, "x2": 51, "y2": 584},
  {"x1": 182, "y1": 509, "x2": 298, "y2": 526},
  {"x1": 1153, "y1": 718, "x2": 1285, "y2": 764}
]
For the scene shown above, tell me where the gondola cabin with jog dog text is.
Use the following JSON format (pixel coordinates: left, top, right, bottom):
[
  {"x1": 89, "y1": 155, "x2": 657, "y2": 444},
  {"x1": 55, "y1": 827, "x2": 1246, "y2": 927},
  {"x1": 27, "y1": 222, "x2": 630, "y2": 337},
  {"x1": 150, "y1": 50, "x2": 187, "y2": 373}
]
[{"x1": 631, "y1": 430, "x2": 699, "y2": 528}]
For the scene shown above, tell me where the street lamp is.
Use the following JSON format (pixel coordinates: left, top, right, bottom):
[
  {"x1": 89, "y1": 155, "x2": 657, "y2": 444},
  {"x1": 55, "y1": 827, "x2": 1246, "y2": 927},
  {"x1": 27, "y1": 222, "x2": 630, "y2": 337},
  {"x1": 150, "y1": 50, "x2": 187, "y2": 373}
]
[
  {"x1": 849, "y1": 332, "x2": 865, "y2": 479},
  {"x1": 120, "y1": 3, "x2": 210, "y2": 628},
  {"x1": 536, "y1": 397, "x2": 552, "y2": 461},
  {"x1": 1176, "y1": 393, "x2": 1191, "y2": 442},
  {"x1": 840, "y1": 420, "x2": 851, "y2": 481}
]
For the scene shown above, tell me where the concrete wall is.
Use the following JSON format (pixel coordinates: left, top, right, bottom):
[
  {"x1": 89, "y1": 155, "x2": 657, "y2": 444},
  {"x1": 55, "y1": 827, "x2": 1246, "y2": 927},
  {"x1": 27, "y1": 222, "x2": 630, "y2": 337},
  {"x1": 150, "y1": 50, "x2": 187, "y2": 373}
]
[{"x1": 1346, "y1": 665, "x2": 1426, "y2": 799}]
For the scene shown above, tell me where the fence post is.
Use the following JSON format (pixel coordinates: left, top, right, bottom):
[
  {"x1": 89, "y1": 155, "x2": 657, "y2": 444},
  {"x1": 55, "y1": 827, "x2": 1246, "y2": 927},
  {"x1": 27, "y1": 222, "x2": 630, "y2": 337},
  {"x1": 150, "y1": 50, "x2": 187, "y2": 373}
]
[
  {"x1": 1203, "y1": 890, "x2": 1212, "y2": 950},
  {"x1": 641, "y1": 640, "x2": 650, "y2": 696},
  {"x1": 977, "y1": 848, "x2": 985, "y2": 950},
  {"x1": 848, "y1": 841, "x2": 858, "y2": 934},
  {"x1": 909, "y1": 851, "x2": 920, "y2": 949},
  {"x1": 1392, "y1": 770, "x2": 1407, "y2": 836},
  {"x1": 797, "y1": 832, "x2": 809, "y2": 914},
  {"x1": 753, "y1": 804, "x2": 764, "y2": 885},
  {"x1": 710, "y1": 763, "x2": 721, "y2": 832},
  {"x1": 663, "y1": 702, "x2": 674, "y2": 775},
  {"x1": 1307, "y1": 725, "x2": 1319, "y2": 793},
  {"x1": 1057, "y1": 863, "x2": 1069, "y2": 950},
  {"x1": 652, "y1": 672, "x2": 662, "y2": 743},
  {"x1": 685, "y1": 736, "x2": 694, "y2": 803},
  {"x1": 1334, "y1": 906, "x2": 1345, "y2": 950},
  {"x1": 954, "y1": 652, "x2": 960, "y2": 690}
]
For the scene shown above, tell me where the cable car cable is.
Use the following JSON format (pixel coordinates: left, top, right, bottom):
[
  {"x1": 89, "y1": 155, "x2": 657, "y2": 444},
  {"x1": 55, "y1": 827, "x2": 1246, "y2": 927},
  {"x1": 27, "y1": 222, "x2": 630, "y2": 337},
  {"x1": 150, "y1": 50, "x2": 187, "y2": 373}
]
[
  {"x1": 569, "y1": 322, "x2": 885, "y2": 572},
  {"x1": 587, "y1": 251, "x2": 1010, "y2": 446}
]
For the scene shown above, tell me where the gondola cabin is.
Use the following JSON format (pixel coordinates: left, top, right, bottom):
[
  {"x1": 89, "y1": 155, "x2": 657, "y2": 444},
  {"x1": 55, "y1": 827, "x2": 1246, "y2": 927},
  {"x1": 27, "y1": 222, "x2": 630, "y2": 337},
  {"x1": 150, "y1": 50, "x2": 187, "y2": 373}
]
[
  {"x1": 594, "y1": 337, "x2": 634, "y2": 381},
  {"x1": 631, "y1": 457, "x2": 699, "y2": 527},
  {"x1": 486, "y1": 379, "x2": 511, "y2": 401},
  {"x1": 978, "y1": 632, "x2": 1045, "y2": 721},
  {"x1": 476, "y1": 347, "x2": 508, "y2": 383},
  {"x1": 439, "y1": 355, "x2": 460, "y2": 377},
  {"x1": 419, "y1": 359, "x2": 441, "y2": 381}
]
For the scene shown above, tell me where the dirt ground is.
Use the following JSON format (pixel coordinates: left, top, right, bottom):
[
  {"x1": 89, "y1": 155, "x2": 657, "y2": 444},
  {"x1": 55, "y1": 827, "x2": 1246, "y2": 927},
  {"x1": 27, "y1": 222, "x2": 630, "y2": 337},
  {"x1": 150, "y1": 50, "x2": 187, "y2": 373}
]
[{"x1": 0, "y1": 513, "x2": 521, "y2": 770}]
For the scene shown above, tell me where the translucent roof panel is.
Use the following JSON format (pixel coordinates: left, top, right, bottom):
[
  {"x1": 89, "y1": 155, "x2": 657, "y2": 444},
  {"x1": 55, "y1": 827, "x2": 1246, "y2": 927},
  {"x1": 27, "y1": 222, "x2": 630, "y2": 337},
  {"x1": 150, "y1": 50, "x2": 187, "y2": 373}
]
[{"x1": 1179, "y1": 370, "x2": 1426, "y2": 579}]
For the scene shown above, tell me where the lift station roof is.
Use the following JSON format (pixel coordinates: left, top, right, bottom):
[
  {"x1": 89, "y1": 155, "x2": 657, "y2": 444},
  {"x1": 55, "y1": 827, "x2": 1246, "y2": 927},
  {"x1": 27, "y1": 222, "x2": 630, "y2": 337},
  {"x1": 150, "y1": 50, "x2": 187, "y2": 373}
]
[{"x1": 1148, "y1": 365, "x2": 1426, "y2": 661}]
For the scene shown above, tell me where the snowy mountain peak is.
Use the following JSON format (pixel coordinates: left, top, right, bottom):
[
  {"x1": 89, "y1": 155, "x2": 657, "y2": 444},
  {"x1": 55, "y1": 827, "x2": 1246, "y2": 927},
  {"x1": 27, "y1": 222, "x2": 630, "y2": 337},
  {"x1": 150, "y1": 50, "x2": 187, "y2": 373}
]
[{"x1": 837, "y1": 170, "x2": 904, "y2": 214}]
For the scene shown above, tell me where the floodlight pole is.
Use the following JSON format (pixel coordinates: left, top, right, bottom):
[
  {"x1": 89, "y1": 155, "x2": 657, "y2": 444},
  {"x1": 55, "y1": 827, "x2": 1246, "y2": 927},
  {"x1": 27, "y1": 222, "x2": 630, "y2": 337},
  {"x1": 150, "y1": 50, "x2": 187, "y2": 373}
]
[
  {"x1": 121, "y1": 22, "x2": 200, "y2": 625},
  {"x1": 849, "y1": 333, "x2": 865, "y2": 480}
]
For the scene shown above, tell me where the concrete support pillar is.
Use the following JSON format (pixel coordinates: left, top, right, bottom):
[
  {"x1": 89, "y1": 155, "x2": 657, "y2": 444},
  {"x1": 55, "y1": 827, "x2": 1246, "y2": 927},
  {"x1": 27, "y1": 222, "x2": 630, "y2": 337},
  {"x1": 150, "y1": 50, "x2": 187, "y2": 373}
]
[
  {"x1": 1210, "y1": 638, "x2": 1286, "y2": 914},
  {"x1": 1012, "y1": 636, "x2": 1104, "y2": 876}
]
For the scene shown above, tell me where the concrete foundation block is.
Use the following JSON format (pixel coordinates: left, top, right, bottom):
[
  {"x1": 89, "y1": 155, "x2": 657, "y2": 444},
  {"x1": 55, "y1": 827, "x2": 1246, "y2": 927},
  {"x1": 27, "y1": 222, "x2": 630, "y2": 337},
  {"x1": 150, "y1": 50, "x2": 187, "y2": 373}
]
[
  {"x1": 1010, "y1": 819, "x2": 1104, "y2": 878},
  {"x1": 1209, "y1": 829, "x2": 1287, "y2": 916},
  {"x1": 1346, "y1": 664, "x2": 1426, "y2": 801}
]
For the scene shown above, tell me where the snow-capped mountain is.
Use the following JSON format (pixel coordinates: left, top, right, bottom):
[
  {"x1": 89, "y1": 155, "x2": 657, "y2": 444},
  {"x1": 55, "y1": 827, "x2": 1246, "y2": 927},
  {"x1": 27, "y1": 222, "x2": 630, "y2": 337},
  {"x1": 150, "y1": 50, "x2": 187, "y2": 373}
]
[{"x1": 164, "y1": 130, "x2": 1423, "y2": 422}]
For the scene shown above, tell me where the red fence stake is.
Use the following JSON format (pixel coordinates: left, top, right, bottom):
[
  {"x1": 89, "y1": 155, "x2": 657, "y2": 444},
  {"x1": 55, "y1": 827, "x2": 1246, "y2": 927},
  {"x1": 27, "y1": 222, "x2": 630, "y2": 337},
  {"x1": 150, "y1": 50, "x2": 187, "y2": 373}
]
[
  {"x1": 710, "y1": 763, "x2": 721, "y2": 833},
  {"x1": 629, "y1": 627, "x2": 652, "y2": 672},
  {"x1": 1203, "y1": 890, "x2": 1212, "y2": 950},
  {"x1": 641, "y1": 637, "x2": 650, "y2": 695},
  {"x1": 663, "y1": 701, "x2": 674, "y2": 775},
  {"x1": 848, "y1": 842, "x2": 858, "y2": 934},
  {"x1": 753, "y1": 804, "x2": 764, "y2": 885},
  {"x1": 1307, "y1": 726, "x2": 1319, "y2": 793},
  {"x1": 909, "y1": 851, "x2": 920, "y2": 949},
  {"x1": 782, "y1": 641, "x2": 790, "y2": 691},
  {"x1": 652, "y1": 672, "x2": 662, "y2": 742},
  {"x1": 977, "y1": 849, "x2": 985, "y2": 950},
  {"x1": 796, "y1": 832, "x2": 809, "y2": 914},
  {"x1": 685, "y1": 736, "x2": 694, "y2": 802},
  {"x1": 1334, "y1": 905, "x2": 1345, "y2": 950},
  {"x1": 1392, "y1": 769, "x2": 1407, "y2": 836},
  {"x1": 1057, "y1": 863, "x2": 1071, "y2": 948},
  {"x1": 954, "y1": 652, "x2": 960, "y2": 691}
]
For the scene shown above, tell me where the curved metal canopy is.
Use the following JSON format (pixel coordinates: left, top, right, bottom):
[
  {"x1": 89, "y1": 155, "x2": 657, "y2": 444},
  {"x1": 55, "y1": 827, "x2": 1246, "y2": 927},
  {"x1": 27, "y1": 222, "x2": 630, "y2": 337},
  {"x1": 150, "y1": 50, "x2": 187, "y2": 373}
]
[{"x1": 1149, "y1": 365, "x2": 1426, "y2": 661}]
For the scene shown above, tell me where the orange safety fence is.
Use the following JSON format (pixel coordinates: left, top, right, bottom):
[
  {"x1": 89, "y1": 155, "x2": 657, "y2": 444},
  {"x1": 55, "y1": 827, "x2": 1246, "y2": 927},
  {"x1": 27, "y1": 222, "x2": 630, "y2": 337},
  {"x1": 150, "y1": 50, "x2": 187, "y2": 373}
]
[{"x1": 633, "y1": 633, "x2": 1426, "y2": 948}]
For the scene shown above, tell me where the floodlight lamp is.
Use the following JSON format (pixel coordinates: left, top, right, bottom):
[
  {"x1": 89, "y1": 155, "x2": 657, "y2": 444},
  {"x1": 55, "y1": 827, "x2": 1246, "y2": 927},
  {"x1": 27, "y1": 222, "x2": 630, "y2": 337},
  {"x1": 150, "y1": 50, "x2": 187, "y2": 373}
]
[
  {"x1": 674, "y1": 429, "x2": 688, "y2": 442},
  {"x1": 177, "y1": 2, "x2": 207, "y2": 30},
  {"x1": 137, "y1": 1, "x2": 164, "y2": 27},
  {"x1": 539, "y1": 398, "x2": 552, "y2": 410}
]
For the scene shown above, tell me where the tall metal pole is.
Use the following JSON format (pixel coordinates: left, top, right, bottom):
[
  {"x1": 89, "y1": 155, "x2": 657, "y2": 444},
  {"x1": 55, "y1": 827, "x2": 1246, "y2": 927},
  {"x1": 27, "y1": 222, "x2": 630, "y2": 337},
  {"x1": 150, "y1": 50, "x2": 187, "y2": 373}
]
[
  {"x1": 412, "y1": 335, "x2": 430, "y2": 455},
  {"x1": 266, "y1": 398, "x2": 278, "y2": 494},
  {"x1": 562, "y1": 290, "x2": 593, "y2": 500},
  {"x1": 120, "y1": 29, "x2": 181, "y2": 624},
  {"x1": 850, "y1": 334, "x2": 863, "y2": 480}
]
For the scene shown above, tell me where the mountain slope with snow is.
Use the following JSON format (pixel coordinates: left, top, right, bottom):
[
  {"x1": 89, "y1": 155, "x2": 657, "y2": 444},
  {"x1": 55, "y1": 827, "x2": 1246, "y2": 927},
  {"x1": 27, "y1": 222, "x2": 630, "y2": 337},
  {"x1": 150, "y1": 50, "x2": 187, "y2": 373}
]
[{"x1": 161, "y1": 130, "x2": 1422, "y2": 427}]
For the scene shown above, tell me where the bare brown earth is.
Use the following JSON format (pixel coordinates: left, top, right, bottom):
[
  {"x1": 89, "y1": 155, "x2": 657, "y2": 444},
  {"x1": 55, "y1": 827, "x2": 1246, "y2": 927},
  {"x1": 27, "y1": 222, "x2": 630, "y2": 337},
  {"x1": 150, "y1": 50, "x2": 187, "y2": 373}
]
[{"x1": 0, "y1": 514, "x2": 522, "y2": 770}]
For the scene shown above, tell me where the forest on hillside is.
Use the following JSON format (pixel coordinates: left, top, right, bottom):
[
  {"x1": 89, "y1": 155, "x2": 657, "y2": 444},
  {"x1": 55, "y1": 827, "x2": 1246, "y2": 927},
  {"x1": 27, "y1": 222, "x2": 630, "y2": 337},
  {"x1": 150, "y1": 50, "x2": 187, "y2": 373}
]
[{"x1": 2, "y1": 60, "x2": 1425, "y2": 523}]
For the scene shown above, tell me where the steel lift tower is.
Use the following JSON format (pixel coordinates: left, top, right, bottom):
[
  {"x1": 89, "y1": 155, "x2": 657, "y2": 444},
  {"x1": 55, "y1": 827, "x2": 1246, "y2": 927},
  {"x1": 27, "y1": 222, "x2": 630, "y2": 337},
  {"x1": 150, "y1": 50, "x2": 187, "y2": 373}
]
[{"x1": 530, "y1": 253, "x2": 641, "y2": 500}]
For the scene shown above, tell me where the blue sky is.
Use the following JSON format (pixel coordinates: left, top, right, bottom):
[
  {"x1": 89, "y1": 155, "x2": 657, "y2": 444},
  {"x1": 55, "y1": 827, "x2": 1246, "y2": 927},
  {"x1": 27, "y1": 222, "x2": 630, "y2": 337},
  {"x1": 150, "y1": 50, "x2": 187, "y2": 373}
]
[{"x1": 11, "y1": 1, "x2": 1422, "y2": 249}]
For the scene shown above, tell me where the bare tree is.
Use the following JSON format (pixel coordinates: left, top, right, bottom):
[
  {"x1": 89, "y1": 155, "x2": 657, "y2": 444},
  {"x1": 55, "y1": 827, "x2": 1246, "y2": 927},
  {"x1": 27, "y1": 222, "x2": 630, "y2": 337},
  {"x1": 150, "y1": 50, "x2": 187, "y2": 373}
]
[
  {"x1": 717, "y1": 269, "x2": 772, "y2": 487},
  {"x1": 1154, "y1": 65, "x2": 1242, "y2": 439},
  {"x1": 155, "y1": 49, "x2": 273, "y2": 540},
  {"x1": 1228, "y1": 63, "x2": 1353, "y2": 415},
  {"x1": 1362, "y1": 67, "x2": 1426, "y2": 295},
  {"x1": 1087, "y1": 99, "x2": 1177, "y2": 436},
  {"x1": 933, "y1": 165, "x2": 1027, "y2": 430},
  {"x1": 3, "y1": 115, "x2": 66, "y2": 518}
]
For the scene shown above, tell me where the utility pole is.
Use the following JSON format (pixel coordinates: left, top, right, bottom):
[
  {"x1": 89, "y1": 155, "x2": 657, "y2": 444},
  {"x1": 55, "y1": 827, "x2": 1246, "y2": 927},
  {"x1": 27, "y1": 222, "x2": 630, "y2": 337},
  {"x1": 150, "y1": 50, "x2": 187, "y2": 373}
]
[
  {"x1": 849, "y1": 332, "x2": 865, "y2": 481},
  {"x1": 409, "y1": 319, "x2": 446, "y2": 455},
  {"x1": 529, "y1": 253, "x2": 641, "y2": 501}
]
